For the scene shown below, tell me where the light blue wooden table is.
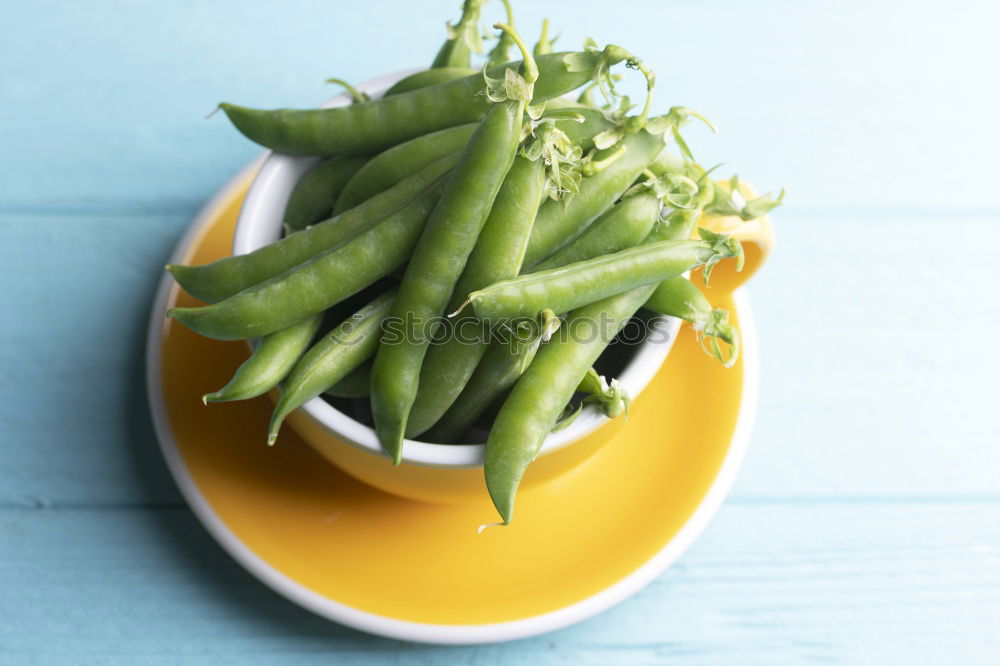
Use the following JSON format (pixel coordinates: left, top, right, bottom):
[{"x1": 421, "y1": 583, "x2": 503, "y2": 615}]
[{"x1": 2, "y1": 1, "x2": 999, "y2": 663}]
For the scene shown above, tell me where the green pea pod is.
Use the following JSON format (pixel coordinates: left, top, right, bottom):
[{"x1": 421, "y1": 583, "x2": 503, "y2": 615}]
[
  {"x1": 167, "y1": 177, "x2": 446, "y2": 340},
  {"x1": 323, "y1": 359, "x2": 373, "y2": 398},
  {"x1": 481, "y1": 189, "x2": 724, "y2": 520},
  {"x1": 426, "y1": 191, "x2": 662, "y2": 442},
  {"x1": 421, "y1": 345, "x2": 522, "y2": 444},
  {"x1": 370, "y1": 23, "x2": 540, "y2": 463},
  {"x1": 532, "y1": 190, "x2": 661, "y2": 271},
  {"x1": 408, "y1": 171, "x2": 657, "y2": 439},
  {"x1": 383, "y1": 67, "x2": 478, "y2": 98},
  {"x1": 644, "y1": 277, "x2": 739, "y2": 367},
  {"x1": 404, "y1": 155, "x2": 546, "y2": 438},
  {"x1": 167, "y1": 153, "x2": 458, "y2": 303},
  {"x1": 629, "y1": 175, "x2": 741, "y2": 366},
  {"x1": 430, "y1": 0, "x2": 486, "y2": 69},
  {"x1": 485, "y1": 284, "x2": 658, "y2": 525},
  {"x1": 465, "y1": 230, "x2": 744, "y2": 321},
  {"x1": 201, "y1": 314, "x2": 322, "y2": 403},
  {"x1": 334, "y1": 104, "x2": 612, "y2": 217},
  {"x1": 422, "y1": 311, "x2": 559, "y2": 444},
  {"x1": 268, "y1": 291, "x2": 395, "y2": 444},
  {"x1": 430, "y1": 166, "x2": 700, "y2": 442},
  {"x1": 334, "y1": 124, "x2": 476, "y2": 214},
  {"x1": 521, "y1": 128, "x2": 664, "y2": 268},
  {"x1": 283, "y1": 156, "x2": 369, "y2": 232},
  {"x1": 402, "y1": 102, "x2": 618, "y2": 439},
  {"x1": 219, "y1": 48, "x2": 633, "y2": 156}
]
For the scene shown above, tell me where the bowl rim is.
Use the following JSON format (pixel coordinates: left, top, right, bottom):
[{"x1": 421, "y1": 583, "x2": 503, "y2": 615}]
[
  {"x1": 145, "y1": 169, "x2": 759, "y2": 642},
  {"x1": 231, "y1": 68, "x2": 680, "y2": 468}
]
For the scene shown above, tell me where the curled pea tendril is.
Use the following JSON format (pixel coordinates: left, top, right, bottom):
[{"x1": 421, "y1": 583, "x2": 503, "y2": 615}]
[
  {"x1": 491, "y1": 24, "x2": 582, "y2": 198},
  {"x1": 695, "y1": 308, "x2": 740, "y2": 368},
  {"x1": 625, "y1": 170, "x2": 701, "y2": 209},
  {"x1": 522, "y1": 119, "x2": 586, "y2": 200},
  {"x1": 323, "y1": 78, "x2": 370, "y2": 104},
  {"x1": 698, "y1": 227, "x2": 744, "y2": 284},
  {"x1": 645, "y1": 107, "x2": 717, "y2": 162},
  {"x1": 576, "y1": 73, "x2": 624, "y2": 109},
  {"x1": 565, "y1": 39, "x2": 672, "y2": 184},
  {"x1": 565, "y1": 40, "x2": 656, "y2": 148},
  {"x1": 707, "y1": 174, "x2": 786, "y2": 220}
]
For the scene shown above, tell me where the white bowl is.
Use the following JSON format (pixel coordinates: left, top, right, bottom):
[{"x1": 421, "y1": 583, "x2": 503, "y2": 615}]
[{"x1": 232, "y1": 69, "x2": 680, "y2": 496}]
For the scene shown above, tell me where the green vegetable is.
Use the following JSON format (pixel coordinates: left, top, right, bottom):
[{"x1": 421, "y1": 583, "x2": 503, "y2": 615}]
[
  {"x1": 411, "y1": 165, "x2": 666, "y2": 438},
  {"x1": 464, "y1": 230, "x2": 744, "y2": 321},
  {"x1": 383, "y1": 67, "x2": 478, "y2": 98},
  {"x1": 405, "y1": 154, "x2": 546, "y2": 438},
  {"x1": 485, "y1": 283, "x2": 659, "y2": 524},
  {"x1": 425, "y1": 173, "x2": 681, "y2": 442},
  {"x1": 334, "y1": 124, "x2": 476, "y2": 214},
  {"x1": 531, "y1": 185, "x2": 662, "y2": 271},
  {"x1": 202, "y1": 314, "x2": 322, "y2": 403},
  {"x1": 370, "y1": 23, "x2": 541, "y2": 463},
  {"x1": 167, "y1": 153, "x2": 458, "y2": 303},
  {"x1": 283, "y1": 156, "x2": 369, "y2": 232},
  {"x1": 645, "y1": 277, "x2": 739, "y2": 367},
  {"x1": 167, "y1": 174, "x2": 447, "y2": 340},
  {"x1": 324, "y1": 359, "x2": 374, "y2": 399},
  {"x1": 268, "y1": 291, "x2": 395, "y2": 444},
  {"x1": 422, "y1": 310, "x2": 559, "y2": 443},
  {"x1": 219, "y1": 47, "x2": 637, "y2": 156},
  {"x1": 521, "y1": 129, "x2": 664, "y2": 268}
]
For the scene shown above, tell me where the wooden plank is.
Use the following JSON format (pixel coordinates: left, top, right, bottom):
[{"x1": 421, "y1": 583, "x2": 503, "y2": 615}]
[
  {"x1": 740, "y1": 213, "x2": 1000, "y2": 498},
  {"x1": 0, "y1": 502, "x2": 997, "y2": 663},
  {"x1": 0, "y1": 211, "x2": 187, "y2": 508},
  {"x1": 1, "y1": 0, "x2": 998, "y2": 211}
]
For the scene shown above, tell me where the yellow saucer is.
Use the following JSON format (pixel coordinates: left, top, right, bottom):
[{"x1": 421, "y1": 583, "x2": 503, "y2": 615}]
[{"x1": 146, "y1": 163, "x2": 757, "y2": 644}]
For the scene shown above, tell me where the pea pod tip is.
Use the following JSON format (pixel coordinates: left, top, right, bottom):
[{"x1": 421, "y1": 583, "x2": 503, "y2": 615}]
[
  {"x1": 477, "y1": 522, "x2": 507, "y2": 534},
  {"x1": 202, "y1": 391, "x2": 230, "y2": 405},
  {"x1": 447, "y1": 297, "x2": 472, "y2": 318}
]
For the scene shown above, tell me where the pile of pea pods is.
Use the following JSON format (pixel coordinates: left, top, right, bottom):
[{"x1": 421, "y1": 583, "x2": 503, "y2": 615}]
[{"x1": 166, "y1": 0, "x2": 782, "y2": 524}]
